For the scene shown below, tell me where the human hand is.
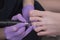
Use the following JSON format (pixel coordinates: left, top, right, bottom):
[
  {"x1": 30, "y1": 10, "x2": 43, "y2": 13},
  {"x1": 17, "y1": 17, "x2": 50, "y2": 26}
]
[{"x1": 30, "y1": 10, "x2": 60, "y2": 37}]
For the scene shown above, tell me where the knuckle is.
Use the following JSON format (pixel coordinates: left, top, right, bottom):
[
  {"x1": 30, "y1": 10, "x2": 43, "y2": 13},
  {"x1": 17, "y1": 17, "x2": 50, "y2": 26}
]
[{"x1": 34, "y1": 28, "x2": 39, "y2": 32}]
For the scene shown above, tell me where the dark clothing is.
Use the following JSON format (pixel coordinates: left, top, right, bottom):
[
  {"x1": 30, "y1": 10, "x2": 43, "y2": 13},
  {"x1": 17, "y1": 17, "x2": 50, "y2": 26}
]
[
  {"x1": 0, "y1": 0, "x2": 23, "y2": 21},
  {"x1": 0, "y1": 0, "x2": 44, "y2": 40}
]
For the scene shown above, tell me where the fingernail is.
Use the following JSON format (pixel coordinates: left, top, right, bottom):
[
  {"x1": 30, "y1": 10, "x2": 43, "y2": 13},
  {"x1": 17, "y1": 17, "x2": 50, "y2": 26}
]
[{"x1": 37, "y1": 33, "x2": 39, "y2": 35}]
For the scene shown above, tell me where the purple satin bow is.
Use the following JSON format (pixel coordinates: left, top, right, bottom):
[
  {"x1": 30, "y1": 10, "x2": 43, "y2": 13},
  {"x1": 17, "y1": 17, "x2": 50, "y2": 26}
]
[
  {"x1": 4, "y1": 5, "x2": 34, "y2": 40},
  {"x1": 22, "y1": 5, "x2": 34, "y2": 37}
]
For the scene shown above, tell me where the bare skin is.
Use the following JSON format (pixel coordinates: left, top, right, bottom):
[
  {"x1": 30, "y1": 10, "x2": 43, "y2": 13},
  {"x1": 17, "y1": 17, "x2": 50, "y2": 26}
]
[
  {"x1": 30, "y1": 10, "x2": 60, "y2": 37},
  {"x1": 0, "y1": 0, "x2": 60, "y2": 39},
  {"x1": 0, "y1": 28, "x2": 6, "y2": 40},
  {"x1": 23, "y1": 0, "x2": 34, "y2": 7},
  {"x1": 30, "y1": 0, "x2": 60, "y2": 37},
  {"x1": 0, "y1": 0, "x2": 34, "y2": 40},
  {"x1": 36, "y1": 0, "x2": 60, "y2": 12}
]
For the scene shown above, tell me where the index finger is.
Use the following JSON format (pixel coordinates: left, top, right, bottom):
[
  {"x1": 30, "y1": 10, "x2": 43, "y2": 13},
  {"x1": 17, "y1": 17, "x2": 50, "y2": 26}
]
[{"x1": 29, "y1": 10, "x2": 45, "y2": 17}]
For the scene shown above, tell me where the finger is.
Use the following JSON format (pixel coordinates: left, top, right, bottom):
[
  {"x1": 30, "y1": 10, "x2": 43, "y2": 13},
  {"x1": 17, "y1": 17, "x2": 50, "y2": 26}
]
[
  {"x1": 47, "y1": 35, "x2": 57, "y2": 37},
  {"x1": 30, "y1": 17, "x2": 42, "y2": 22},
  {"x1": 37, "y1": 31, "x2": 50, "y2": 36},
  {"x1": 11, "y1": 23, "x2": 28, "y2": 31},
  {"x1": 11, "y1": 14, "x2": 26, "y2": 22},
  {"x1": 32, "y1": 22, "x2": 43, "y2": 26},
  {"x1": 29, "y1": 10, "x2": 45, "y2": 17},
  {"x1": 33, "y1": 27, "x2": 46, "y2": 32}
]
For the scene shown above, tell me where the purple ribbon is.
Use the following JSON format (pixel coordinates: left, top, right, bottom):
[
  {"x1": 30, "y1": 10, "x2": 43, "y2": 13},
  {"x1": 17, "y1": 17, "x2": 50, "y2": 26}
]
[{"x1": 22, "y1": 5, "x2": 34, "y2": 37}]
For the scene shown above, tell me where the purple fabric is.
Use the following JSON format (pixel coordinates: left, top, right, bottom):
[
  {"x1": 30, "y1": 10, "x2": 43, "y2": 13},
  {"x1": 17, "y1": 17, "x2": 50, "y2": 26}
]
[
  {"x1": 22, "y1": 5, "x2": 34, "y2": 22},
  {"x1": 4, "y1": 14, "x2": 28, "y2": 40},
  {"x1": 4, "y1": 5, "x2": 34, "y2": 40},
  {"x1": 22, "y1": 5, "x2": 34, "y2": 37}
]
